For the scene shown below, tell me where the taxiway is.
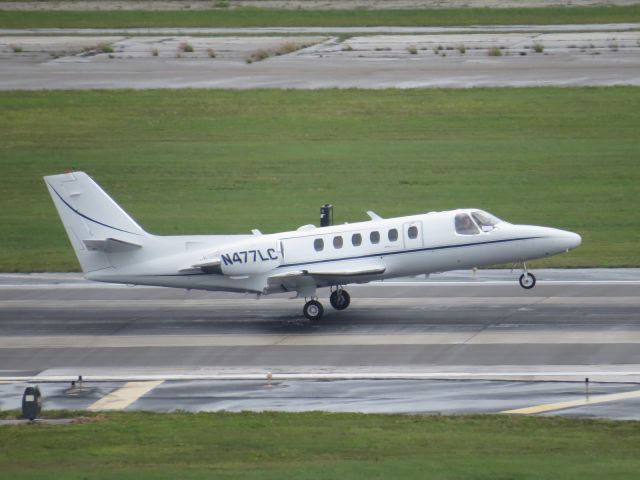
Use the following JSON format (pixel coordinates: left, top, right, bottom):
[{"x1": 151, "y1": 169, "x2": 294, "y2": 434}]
[{"x1": 1, "y1": 26, "x2": 639, "y2": 89}]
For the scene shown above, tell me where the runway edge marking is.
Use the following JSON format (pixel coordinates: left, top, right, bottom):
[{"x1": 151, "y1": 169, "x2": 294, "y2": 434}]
[
  {"x1": 502, "y1": 389, "x2": 640, "y2": 415},
  {"x1": 87, "y1": 380, "x2": 163, "y2": 411}
]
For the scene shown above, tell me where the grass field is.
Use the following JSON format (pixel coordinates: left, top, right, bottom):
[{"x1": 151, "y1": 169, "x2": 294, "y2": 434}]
[
  {"x1": 1, "y1": 6, "x2": 640, "y2": 28},
  {"x1": 0, "y1": 411, "x2": 639, "y2": 479},
  {"x1": 1, "y1": 87, "x2": 638, "y2": 271}
]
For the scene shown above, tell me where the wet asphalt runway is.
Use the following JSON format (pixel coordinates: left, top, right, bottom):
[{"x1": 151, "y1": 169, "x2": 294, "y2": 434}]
[
  {"x1": 1, "y1": 270, "x2": 639, "y2": 418},
  {"x1": 1, "y1": 270, "x2": 639, "y2": 373}
]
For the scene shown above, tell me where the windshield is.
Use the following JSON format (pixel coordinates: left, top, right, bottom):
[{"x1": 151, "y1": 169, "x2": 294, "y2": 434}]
[{"x1": 471, "y1": 211, "x2": 502, "y2": 231}]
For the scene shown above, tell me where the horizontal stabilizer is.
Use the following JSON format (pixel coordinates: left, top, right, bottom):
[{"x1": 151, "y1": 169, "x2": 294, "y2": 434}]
[{"x1": 83, "y1": 238, "x2": 142, "y2": 252}]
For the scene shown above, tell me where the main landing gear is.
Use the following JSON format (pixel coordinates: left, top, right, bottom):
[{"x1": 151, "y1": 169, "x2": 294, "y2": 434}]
[
  {"x1": 329, "y1": 287, "x2": 351, "y2": 310},
  {"x1": 517, "y1": 262, "x2": 537, "y2": 289},
  {"x1": 302, "y1": 299, "x2": 324, "y2": 322},
  {"x1": 302, "y1": 286, "x2": 351, "y2": 322}
]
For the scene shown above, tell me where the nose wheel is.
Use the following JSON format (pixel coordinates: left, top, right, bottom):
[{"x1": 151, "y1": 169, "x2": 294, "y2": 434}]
[
  {"x1": 303, "y1": 299, "x2": 324, "y2": 322},
  {"x1": 517, "y1": 262, "x2": 536, "y2": 289},
  {"x1": 519, "y1": 272, "x2": 536, "y2": 289}
]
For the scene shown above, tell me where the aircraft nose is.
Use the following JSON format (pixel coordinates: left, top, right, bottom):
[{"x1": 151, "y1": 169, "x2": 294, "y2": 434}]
[{"x1": 556, "y1": 230, "x2": 582, "y2": 251}]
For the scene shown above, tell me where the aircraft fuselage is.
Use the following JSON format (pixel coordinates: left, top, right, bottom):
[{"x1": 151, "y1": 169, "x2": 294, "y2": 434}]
[{"x1": 45, "y1": 172, "x2": 581, "y2": 321}]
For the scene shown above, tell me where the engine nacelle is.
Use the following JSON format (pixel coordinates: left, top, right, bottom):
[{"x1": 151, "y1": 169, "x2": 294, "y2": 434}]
[{"x1": 218, "y1": 238, "x2": 280, "y2": 276}]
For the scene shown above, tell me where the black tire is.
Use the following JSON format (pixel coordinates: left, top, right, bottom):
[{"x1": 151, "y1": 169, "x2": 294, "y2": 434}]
[
  {"x1": 303, "y1": 300, "x2": 324, "y2": 322},
  {"x1": 329, "y1": 290, "x2": 351, "y2": 310},
  {"x1": 519, "y1": 272, "x2": 536, "y2": 289}
]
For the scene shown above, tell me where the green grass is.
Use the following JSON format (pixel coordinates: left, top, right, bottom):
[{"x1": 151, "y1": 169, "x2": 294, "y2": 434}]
[
  {"x1": 1, "y1": 6, "x2": 640, "y2": 28},
  {"x1": 0, "y1": 411, "x2": 639, "y2": 479},
  {"x1": 0, "y1": 87, "x2": 639, "y2": 271}
]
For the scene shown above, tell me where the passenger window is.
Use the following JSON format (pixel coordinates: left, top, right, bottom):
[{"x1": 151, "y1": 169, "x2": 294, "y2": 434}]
[
  {"x1": 314, "y1": 238, "x2": 324, "y2": 251},
  {"x1": 370, "y1": 231, "x2": 380, "y2": 244},
  {"x1": 388, "y1": 228, "x2": 398, "y2": 242},
  {"x1": 333, "y1": 236, "x2": 343, "y2": 249},
  {"x1": 407, "y1": 226, "x2": 418, "y2": 239},
  {"x1": 352, "y1": 233, "x2": 362, "y2": 246},
  {"x1": 455, "y1": 213, "x2": 480, "y2": 235}
]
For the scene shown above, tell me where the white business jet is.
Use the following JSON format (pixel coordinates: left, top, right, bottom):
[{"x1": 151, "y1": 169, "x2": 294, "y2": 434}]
[{"x1": 45, "y1": 172, "x2": 581, "y2": 322}]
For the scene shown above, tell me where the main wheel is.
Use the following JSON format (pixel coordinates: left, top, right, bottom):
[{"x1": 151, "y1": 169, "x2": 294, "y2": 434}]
[
  {"x1": 329, "y1": 290, "x2": 351, "y2": 310},
  {"x1": 519, "y1": 272, "x2": 536, "y2": 289},
  {"x1": 303, "y1": 300, "x2": 324, "y2": 322}
]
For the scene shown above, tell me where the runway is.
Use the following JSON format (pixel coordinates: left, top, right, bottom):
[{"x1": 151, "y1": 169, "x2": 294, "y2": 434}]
[
  {"x1": 0, "y1": 270, "x2": 639, "y2": 418},
  {"x1": 2, "y1": 270, "x2": 639, "y2": 374}
]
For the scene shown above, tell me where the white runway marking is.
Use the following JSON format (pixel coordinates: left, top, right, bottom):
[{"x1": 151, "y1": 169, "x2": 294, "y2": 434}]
[
  {"x1": 3, "y1": 329, "x2": 640, "y2": 349},
  {"x1": 2, "y1": 297, "x2": 640, "y2": 309},
  {"x1": 3, "y1": 368, "x2": 640, "y2": 383},
  {"x1": 88, "y1": 380, "x2": 163, "y2": 411}
]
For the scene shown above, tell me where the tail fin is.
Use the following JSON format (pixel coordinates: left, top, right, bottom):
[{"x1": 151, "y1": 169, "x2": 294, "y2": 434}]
[{"x1": 44, "y1": 171, "x2": 148, "y2": 273}]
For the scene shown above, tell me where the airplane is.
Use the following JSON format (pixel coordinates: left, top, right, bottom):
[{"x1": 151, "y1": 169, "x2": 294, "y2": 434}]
[{"x1": 44, "y1": 171, "x2": 582, "y2": 322}]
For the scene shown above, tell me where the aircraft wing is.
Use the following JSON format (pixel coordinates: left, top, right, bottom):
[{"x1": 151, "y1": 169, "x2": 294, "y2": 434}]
[
  {"x1": 268, "y1": 261, "x2": 386, "y2": 291},
  {"x1": 270, "y1": 265, "x2": 385, "y2": 280}
]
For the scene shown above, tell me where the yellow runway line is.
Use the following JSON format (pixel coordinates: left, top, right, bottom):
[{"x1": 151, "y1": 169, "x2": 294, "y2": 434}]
[
  {"x1": 503, "y1": 389, "x2": 640, "y2": 415},
  {"x1": 88, "y1": 380, "x2": 163, "y2": 411}
]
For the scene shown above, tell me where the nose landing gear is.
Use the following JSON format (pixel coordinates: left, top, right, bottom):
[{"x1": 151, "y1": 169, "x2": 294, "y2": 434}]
[
  {"x1": 517, "y1": 263, "x2": 537, "y2": 289},
  {"x1": 519, "y1": 272, "x2": 536, "y2": 289}
]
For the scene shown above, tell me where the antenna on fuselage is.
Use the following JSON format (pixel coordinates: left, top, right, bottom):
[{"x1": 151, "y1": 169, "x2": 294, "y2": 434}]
[
  {"x1": 320, "y1": 204, "x2": 333, "y2": 227},
  {"x1": 367, "y1": 211, "x2": 383, "y2": 221}
]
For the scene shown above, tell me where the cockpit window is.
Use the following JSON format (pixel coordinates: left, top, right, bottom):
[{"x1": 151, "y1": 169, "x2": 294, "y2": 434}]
[
  {"x1": 471, "y1": 211, "x2": 501, "y2": 232},
  {"x1": 455, "y1": 213, "x2": 480, "y2": 235}
]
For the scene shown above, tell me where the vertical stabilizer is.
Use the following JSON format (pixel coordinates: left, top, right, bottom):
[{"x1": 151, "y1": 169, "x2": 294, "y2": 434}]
[{"x1": 44, "y1": 172, "x2": 147, "y2": 273}]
